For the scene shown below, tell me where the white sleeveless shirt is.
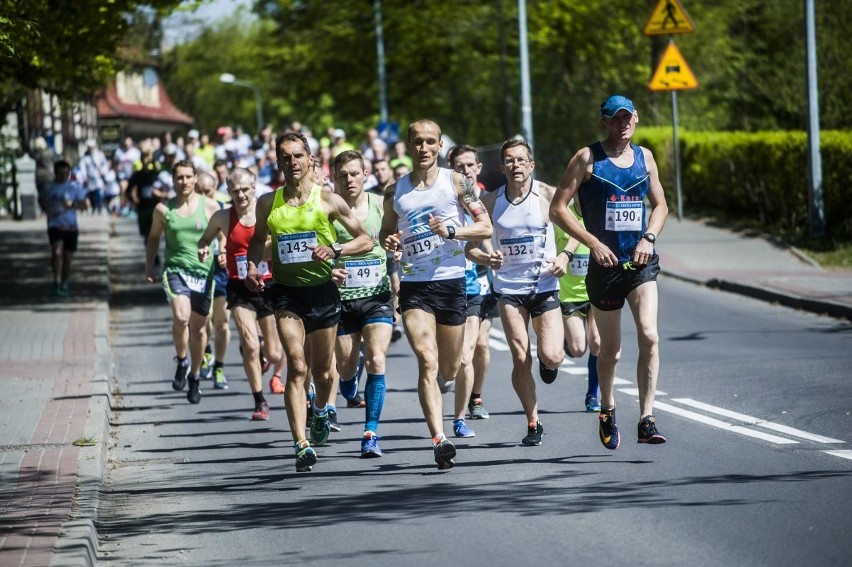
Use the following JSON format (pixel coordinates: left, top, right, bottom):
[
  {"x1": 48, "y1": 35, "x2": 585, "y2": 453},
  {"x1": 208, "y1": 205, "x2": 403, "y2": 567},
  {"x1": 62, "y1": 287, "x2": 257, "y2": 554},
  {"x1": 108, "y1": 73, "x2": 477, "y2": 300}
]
[
  {"x1": 491, "y1": 180, "x2": 558, "y2": 295},
  {"x1": 393, "y1": 168, "x2": 466, "y2": 282}
]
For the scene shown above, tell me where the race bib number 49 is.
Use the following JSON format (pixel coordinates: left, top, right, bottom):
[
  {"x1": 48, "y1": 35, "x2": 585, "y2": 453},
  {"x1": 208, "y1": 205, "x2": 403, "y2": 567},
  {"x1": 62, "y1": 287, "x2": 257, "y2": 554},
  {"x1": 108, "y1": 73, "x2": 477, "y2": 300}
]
[
  {"x1": 605, "y1": 201, "x2": 643, "y2": 232},
  {"x1": 277, "y1": 231, "x2": 317, "y2": 263},
  {"x1": 344, "y1": 258, "x2": 383, "y2": 288}
]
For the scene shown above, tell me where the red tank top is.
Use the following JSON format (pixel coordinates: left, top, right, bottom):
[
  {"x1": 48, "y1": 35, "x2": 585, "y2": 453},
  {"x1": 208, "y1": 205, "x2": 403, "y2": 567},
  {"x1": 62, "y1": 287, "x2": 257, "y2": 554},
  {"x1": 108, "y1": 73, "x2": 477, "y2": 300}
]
[{"x1": 225, "y1": 207, "x2": 271, "y2": 281}]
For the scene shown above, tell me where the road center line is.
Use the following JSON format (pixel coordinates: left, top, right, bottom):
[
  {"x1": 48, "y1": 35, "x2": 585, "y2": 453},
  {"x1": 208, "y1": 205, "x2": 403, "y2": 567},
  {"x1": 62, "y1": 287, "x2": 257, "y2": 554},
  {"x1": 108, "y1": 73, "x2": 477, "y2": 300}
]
[
  {"x1": 823, "y1": 450, "x2": 852, "y2": 461},
  {"x1": 672, "y1": 398, "x2": 844, "y2": 444}
]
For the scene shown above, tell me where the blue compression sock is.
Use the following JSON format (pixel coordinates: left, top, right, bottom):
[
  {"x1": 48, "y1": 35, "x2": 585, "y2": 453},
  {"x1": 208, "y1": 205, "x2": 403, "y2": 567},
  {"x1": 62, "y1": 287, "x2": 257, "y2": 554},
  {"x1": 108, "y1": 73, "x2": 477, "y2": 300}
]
[
  {"x1": 587, "y1": 354, "x2": 599, "y2": 397},
  {"x1": 364, "y1": 373, "x2": 386, "y2": 433}
]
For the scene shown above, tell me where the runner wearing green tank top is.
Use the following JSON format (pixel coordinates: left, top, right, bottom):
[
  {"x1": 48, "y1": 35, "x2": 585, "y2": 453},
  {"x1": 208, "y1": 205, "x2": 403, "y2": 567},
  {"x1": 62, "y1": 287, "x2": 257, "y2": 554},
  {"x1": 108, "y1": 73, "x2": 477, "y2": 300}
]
[
  {"x1": 145, "y1": 160, "x2": 220, "y2": 405},
  {"x1": 245, "y1": 132, "x2": 372, "y2": 472}
]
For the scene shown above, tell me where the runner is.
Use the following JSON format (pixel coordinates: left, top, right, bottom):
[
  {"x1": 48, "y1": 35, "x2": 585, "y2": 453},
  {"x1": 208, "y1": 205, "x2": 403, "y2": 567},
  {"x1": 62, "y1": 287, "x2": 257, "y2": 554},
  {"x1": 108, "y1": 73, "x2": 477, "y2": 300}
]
[
  {"x1": 380, "y1": 119, "x2": 492, "y2": 470},
  {"x1": 474, "y1": 138, "x2": 565, "y2": 446},
  {"x1": 245, "y1": 132, "x2": 372, "y2": 472},
  {"x1": 550, "y1": 94, "x2": 669, "y2": 449},
  {"x1": 332, "y1": 150, "x2": 394, "y2": 457},
  {"x1": 197, "y1": 167, "x2": 284, "y2": 421},
  {"x1": 145, "y1": 160, "x2": 220, "y2": 404},
  {"x1": 41, "y1": 160, "x2": 88, "y2": 297}
]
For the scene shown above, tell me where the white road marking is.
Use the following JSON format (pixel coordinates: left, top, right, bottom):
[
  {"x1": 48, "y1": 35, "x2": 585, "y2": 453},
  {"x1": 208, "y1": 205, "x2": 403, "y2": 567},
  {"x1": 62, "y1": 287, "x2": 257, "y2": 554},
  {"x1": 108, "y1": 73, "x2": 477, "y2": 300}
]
[
  {"x1": 613, "y1": 377, "x2": 632, "y2": 385},
  {"x1": 488, "y1": 338, "x2": 510, "y2": 351},
  {"x1": 673, "y1": 398, "x2": 844, "y2": 444},
  {"x1": 823, "y1": 450, "x2": 852, "y2": 461},
  {"x1": 562, "y1": 367, "x2": 589, "y2": 375},
  {"x1": 618, "y1": 388, "x2": 666, "y2": 397},
  {"x1": 653, "y1": 401, "x2": 799, "y2": 445}
]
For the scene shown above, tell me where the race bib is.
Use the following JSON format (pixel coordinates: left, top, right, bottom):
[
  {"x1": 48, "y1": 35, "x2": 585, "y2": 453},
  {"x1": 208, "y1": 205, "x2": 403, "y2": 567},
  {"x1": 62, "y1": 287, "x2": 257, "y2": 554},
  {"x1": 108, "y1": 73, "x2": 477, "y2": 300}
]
[
  {"x1": 236, "y1": 255, "x2": 269, "y2": 280},
  {"x1": 184, "y1": 274, "x2": 208, "y2": 293},
  {"x1": 569, "y1": 253, "x2": 589, "y2": 277},
  {"x1": 277, "y1": 231, "x2": 317, "y2": 263},
  {"x1": 344, "y1": 258, "x2": 383, "y2": 288},
  {"x1": 403, "y1": 231, "x2": 442, "y2": 263},
  {"x1": 605, "y1": 201, "x2": 643, "y2": 232},
  {"x1": 500, "y1": 236, "x2": 536, "y2": 265}
]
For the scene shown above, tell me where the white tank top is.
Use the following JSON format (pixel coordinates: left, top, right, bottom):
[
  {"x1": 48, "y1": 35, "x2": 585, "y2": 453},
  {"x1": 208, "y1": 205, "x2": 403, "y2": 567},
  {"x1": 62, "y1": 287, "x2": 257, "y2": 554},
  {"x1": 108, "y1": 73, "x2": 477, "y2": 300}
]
[
  {"x1": 393, "y1": 168, "x2": 466, "y2": 282},
  {"x1": 491, "y1": 180, "x2": 558, "y2": 295}
]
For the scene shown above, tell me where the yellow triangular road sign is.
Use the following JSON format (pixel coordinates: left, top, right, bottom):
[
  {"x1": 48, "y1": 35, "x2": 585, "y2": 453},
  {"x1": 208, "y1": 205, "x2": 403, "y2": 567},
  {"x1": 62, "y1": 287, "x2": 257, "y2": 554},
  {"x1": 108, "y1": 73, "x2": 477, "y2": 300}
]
[
  {"x1": 643, "y1": 0, "x2": 695, "y2": 36},
  {"x1": 649, "y1": 42, "x2": 698, "y2": 91}
]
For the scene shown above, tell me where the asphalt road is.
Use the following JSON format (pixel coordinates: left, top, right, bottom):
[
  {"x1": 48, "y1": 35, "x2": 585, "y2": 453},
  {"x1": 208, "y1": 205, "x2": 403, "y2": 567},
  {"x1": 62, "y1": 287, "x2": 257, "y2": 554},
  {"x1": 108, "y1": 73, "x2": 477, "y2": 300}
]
[{"x1": 96, "y1": 219, "x2": 852, "y2": 566}]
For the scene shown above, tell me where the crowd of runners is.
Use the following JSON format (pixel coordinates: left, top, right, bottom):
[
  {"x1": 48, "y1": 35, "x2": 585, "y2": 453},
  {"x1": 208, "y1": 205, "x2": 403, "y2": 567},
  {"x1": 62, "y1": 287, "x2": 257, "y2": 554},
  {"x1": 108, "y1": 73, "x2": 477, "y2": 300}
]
[{"x1": 45, "y1": 94, "x2": 669, "y2": 472}]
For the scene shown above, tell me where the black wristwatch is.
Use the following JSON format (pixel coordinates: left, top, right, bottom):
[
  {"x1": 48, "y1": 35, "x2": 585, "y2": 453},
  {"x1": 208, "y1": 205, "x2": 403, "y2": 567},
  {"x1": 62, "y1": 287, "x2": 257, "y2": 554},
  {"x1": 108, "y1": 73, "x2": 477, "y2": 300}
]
[
  {"x1": 560, "y1": 250, "x2": 574, "y2": 262},
  {"x1": 331, "y1": 242, "x2": 343, "y2": 258},
  {"x1": 446, "y1": 225, "x2": 456, "y2": 240},
  {"x1": 642, "y1": 232, "x2": 656, "y2": 244}
]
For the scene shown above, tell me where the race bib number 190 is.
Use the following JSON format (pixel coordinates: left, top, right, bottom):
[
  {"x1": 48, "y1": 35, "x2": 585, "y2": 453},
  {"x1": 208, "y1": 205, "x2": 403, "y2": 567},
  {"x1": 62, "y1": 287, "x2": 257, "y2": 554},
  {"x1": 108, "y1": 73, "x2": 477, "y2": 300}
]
[
  {"x1": 277, "y1": 231, "x2": 317, "y2": 263},
  {"x1": 605, "y1": 201, "x2": 643, "y2": 232}
]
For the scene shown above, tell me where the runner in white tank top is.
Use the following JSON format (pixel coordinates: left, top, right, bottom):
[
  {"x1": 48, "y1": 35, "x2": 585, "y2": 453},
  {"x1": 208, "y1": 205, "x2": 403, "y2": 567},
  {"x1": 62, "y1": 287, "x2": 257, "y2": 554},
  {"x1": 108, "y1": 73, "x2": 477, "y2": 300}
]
[
  {"x1": 380, "y1": 119, "x2": 492, "y2": 470},
  {"x1": 472, "y1": 139, "x2": 567, "y2": 447}
]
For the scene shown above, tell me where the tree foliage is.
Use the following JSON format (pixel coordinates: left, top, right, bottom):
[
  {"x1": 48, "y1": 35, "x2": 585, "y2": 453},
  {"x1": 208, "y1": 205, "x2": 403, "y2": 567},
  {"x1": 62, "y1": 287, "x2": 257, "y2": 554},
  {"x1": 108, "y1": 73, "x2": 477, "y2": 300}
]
[
  {"x1": 161, "y1": 0, "x2": 851, "y2": 180},
  {"x1": 0, "y1": 0, "x2": 183, "y2": 116}
]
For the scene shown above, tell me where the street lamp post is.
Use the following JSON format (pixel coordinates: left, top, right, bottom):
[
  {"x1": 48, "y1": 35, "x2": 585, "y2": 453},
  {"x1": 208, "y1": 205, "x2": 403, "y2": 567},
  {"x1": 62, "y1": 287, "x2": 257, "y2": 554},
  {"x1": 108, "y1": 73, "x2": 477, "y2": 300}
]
[{"x1": 219, "y1": 73, "x2": 264, "y2": 134}]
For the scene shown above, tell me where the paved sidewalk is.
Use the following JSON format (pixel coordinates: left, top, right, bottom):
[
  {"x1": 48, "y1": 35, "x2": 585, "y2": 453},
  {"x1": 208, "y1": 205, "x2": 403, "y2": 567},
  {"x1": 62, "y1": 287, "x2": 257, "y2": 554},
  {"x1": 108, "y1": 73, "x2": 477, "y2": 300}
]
[
  {"x1": 0, "y1": 214, "x2": 111, "y2": 567},
  {"x1": 0, "y1": 212, "x2": 849, "y2": 566}
]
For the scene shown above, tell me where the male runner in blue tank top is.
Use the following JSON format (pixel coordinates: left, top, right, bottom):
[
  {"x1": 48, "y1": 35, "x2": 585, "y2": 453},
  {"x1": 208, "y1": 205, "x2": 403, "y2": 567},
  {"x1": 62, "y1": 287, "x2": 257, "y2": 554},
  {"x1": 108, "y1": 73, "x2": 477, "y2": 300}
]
[{"x1": 550, "y1": 95, "x2": 669, "y2": 450}]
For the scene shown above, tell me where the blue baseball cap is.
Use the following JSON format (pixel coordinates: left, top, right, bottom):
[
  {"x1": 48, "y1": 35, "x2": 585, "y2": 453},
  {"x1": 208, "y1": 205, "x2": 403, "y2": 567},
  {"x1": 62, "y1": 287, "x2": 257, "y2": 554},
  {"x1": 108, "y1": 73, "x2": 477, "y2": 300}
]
[{"x1": 601, "y1": 95, "x2": 635, "y2": 118}]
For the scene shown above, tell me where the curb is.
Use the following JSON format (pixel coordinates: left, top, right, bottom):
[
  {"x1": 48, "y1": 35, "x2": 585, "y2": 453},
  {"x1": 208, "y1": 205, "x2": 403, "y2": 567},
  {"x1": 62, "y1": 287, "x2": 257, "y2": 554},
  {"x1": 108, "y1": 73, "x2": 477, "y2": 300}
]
[{"x1": 662, "y1": 270, "x2": 852, "y2": 322}]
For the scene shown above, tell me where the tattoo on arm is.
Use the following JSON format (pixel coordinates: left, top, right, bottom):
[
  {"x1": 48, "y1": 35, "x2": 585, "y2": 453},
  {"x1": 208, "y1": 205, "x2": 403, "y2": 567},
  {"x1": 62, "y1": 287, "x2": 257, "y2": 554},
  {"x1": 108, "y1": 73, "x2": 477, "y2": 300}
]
[{"x1": 461, "y1": 179, "x2": 486, "y2": 217}]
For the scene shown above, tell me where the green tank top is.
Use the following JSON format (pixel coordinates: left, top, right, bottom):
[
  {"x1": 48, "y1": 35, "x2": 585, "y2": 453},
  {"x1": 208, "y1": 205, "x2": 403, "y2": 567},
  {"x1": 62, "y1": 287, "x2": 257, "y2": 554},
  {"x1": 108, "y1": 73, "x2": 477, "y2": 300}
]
[
  {"x1": 164, "y1": 195, "x2": 213, "y2": 279},
  {"x1": 555, "y1": 203, "x2": 591, "y2": 304},
  {"x1": 268, "y1": 185, "x2": 335, "y2": 287},
  {"x1": 333, "y1": 192, "x2": 389, "y2": 301}
]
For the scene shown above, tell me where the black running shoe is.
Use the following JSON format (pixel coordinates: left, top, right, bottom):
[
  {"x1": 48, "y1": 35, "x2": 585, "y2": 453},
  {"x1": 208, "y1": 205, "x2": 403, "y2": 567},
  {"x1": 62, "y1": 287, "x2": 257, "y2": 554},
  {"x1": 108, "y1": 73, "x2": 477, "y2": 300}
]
[
  {"x1": 638, "y1": 415, "x2": 667, "y2": 444},
  {"x1": 346, "y1": 394, "x2": 366, "y2": 408},
  {"x1": 328, "y1": 408, "x2": 341, "y2": 432},
  {"x1": 187, "y1": 376, "x2": 201, "y2": 404},
  {"x1": 433, "y1": 438, "x2": 456, "y2": 470},
  {"x1": 599, "y1": 408, "x2": 620, "y2": 450},
  {"x1": 539, "y1": 360, "x2": 558, "y2": 384},
  {"x1": 522, "y1": 421, "x2": 544, "y2": 446},
  {"x1": 172, "y1": 357, "x2": 189, "y2": 391}
]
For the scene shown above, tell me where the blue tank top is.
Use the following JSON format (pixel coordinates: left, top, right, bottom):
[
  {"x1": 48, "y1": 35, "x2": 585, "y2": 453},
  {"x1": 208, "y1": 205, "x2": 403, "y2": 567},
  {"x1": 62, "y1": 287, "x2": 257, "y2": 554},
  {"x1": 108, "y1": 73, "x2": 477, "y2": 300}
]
[{"x1": 577, "y1": 142, "x2": 651, "y2": 265}]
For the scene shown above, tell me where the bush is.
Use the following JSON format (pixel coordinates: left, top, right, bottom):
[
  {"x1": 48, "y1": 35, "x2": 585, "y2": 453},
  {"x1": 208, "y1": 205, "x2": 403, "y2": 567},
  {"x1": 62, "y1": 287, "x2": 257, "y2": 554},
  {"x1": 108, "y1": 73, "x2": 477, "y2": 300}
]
[{"x1": 634, "y1": 128, "x2": 852, "y2": 240}]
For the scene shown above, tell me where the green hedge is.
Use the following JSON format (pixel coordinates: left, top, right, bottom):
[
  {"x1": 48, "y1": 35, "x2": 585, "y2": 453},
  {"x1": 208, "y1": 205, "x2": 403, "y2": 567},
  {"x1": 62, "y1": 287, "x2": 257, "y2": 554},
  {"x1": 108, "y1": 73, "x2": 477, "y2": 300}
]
[{"x1": 633, "y1": 127, "x2": 852, "y2": 240}]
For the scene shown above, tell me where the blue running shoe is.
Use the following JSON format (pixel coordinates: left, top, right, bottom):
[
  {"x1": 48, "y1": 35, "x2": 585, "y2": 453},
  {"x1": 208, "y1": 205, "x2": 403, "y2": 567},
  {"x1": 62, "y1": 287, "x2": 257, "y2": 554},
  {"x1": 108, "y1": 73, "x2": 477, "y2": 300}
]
[
  {"x1": 453, "y1": 418, "x2": 475, "y2": 438},
  {"x1": 585, "y1": 394, "x2": 602, "y2": 412},
  {"x1": 295, "y1": 443, "x2": 317, "y2": 472},
  {"x1": 199, "y1": 352, "x2": 213, "y2": 380},
  {"x1": 360, "y1": 432, "x2": 382, "y2": 458},
  {"x1": 310, "y1": 410, "x2": 330, "y2": 446},
  {"x1": 599, "y1": 408, "x2": 620, "y2": 450},
  {"x1": 433, "y1": 437, "x2": 456, "y2": 470}
]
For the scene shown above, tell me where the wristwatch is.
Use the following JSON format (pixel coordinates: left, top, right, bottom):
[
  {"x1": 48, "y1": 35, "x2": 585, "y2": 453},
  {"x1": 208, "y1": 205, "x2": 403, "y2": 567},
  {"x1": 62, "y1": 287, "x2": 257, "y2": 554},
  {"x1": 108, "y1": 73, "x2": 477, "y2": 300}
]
[
  {"x1": 560, "y1": 250, "x2": 574, "y2": 262},
  {"x1": 446, "y1": 225, "x2": 456, "y2": 240},
  {"x1": 642, "y1": 232, "x2": 656, "y2": 244},
  {"x1": 331, "y1": 242, "x2": 343, "y2": 258}
]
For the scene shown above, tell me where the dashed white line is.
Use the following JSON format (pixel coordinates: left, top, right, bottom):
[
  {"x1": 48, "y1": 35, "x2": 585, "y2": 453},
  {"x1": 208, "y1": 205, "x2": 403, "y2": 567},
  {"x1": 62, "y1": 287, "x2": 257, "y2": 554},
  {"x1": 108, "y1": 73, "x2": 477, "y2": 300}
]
[
  {"x1": 673, "y1": 398, "x2": 844, "y2": 444},
  {"x1": 618, "y1": 388, "x2": 667, "y2": 397},
  {"x1": 653, "y1": 401, "x2": 799, "y2": 445},
  {"x1": 823, "y1": 450, "x2": 852, "y2": 461}
]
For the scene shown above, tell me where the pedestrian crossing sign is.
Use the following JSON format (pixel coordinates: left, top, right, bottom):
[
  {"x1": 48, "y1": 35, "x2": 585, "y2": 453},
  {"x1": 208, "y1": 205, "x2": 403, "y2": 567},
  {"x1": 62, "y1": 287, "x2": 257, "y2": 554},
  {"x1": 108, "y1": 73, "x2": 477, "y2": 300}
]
[
  {"x1": 643, "y1": 0, "x2": 695, "y2": 36},
  {"x1": 649, "y1": 42, "x2": 698, "y2": 91}
]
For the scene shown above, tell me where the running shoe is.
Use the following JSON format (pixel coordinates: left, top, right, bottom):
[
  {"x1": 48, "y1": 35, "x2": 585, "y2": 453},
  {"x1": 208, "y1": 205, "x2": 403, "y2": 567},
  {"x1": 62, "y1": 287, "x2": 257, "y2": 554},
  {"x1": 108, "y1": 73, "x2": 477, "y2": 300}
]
[
  {"x1": 599, "y1": 408, "x2": 620, "y2": 450},
  {"x1": 585, "y1": 394, "x2": 602, "y2": 413},
  {"x1": 199, "y1": 352, "x2": 213, "y2": 380},
  {"x1": 468, "y1": 398, "x2": 490, "y2": 420},
  {"x1": 637, "y1": 415, "x2": 667, "y2": 444},
  {"x1": 437, "y1": 376, "x2": 455, "y2": 394},
  {"x1": 251, "y1": 401, "x2": 270, "y2": 421},
  {"x1": 522, "y1": 421, "x2": 544, "y2": 446},
  {"x1": 213, "y1": 367, "x2": 228, "y2": 390},
  {"x1": 187, "y1": 376, "x2": 201, "y2": 404},
  {"x1": 391, "y1": 324, "x2": 403, "y2": 343},
  {"x1": 172, "y1": 357, "x2": 189, "y2": 391},
  {"x1": 346, "y1": 394, "x2": 366, "y2": 408},
  {"x1": 310, "y1": 410, "x2": 330, "y2": 446},
  {"x1": 539, "y1": 360, "x2": 558, "y2": 384},
  {"x1": 269, "y1": 374, "x2": 285, "y2": 394},
  {"x1": 295, "y1": 443, "x2": 317, "y2": 472},
  {"x1": 57, "y1": 282, "x2": 70, "y2": 297},
  {"x1": 453, "y1": 418, "x2": 475, "y2": 438},
  {"x1": 328, "y1": 408, "x2": 341, "y2": 432},
  {"x1": 433, "y1": 438, "x2": 456, "y2": 470},
  {"x1": 360, "y1": 431, "x2": 382, "y2": 458}
]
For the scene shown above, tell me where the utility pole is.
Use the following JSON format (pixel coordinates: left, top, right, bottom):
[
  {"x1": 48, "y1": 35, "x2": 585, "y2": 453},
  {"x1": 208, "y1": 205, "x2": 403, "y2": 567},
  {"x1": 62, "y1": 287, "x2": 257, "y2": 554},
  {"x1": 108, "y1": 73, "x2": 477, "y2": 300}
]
[{"x1": 804, "y1": 0, "x2": 825, "y2": 237}]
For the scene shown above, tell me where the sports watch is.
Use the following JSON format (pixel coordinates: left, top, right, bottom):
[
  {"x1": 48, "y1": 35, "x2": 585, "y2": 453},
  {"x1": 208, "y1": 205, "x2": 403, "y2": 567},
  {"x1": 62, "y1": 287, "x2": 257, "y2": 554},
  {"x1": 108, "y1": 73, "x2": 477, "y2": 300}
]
[
  {"x1": 331, "y1": 242, "x2": 343, "y2": 258},
  {"x1": 642, "y1": 232, "x2": 656, "y2": 244}
]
